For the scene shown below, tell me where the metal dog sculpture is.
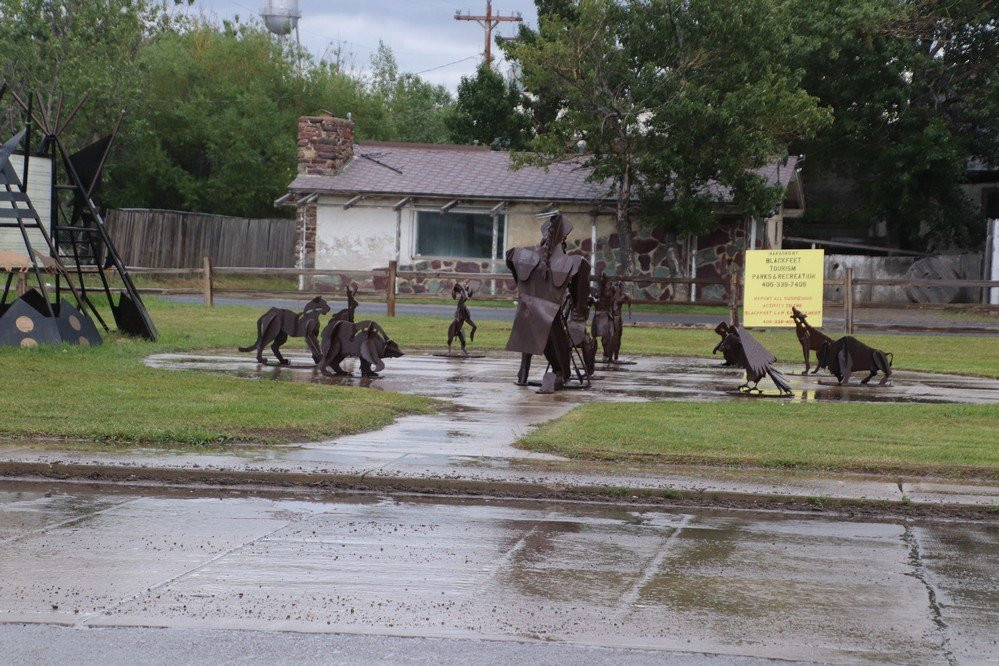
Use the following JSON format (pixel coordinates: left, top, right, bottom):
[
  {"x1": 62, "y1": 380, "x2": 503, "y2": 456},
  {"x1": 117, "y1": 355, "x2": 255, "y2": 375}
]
[
  {"x1": 317, "y1": 319, "x2": 403, "y2": 377},
  {"x1": 330, "y1": 282, "x2": 360, "y2": 323},
  {"x1": 790, "y1": 307, "x2": 833, "y2": 375},
  {"x1": 818, "y1": 336, "x2": 893, "y2": 386},
  {"x1": 712, "y1": 322, "x2": 738, "y2": 366},
  {"x1": 239, "y1": 296, "x2": 329, "y2": 365},
  {"x1": 716, "y1": 326, "x2": 793, "y2": 395},
  {"x1": 591, "y1": 275, "x2": 631, "y2": 363},
  {"x1": 446, "y1": 282, "x2": 478, "y2": 355}
]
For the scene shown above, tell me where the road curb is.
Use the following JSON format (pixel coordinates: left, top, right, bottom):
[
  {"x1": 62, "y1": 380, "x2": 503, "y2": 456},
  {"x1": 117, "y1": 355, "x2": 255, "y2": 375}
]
[{"x1": 1, "y1": 460, "x2": 996, "y2": 521}]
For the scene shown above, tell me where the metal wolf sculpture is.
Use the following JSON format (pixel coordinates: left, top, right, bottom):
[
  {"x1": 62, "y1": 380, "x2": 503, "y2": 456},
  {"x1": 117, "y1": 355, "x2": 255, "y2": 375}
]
[
  {"x1": 818, "y1": 336, "x2": 893, "y2": 386},
  {"x1": 716, "y1": 325, "x2": 793, "y2": 395},
  {"x1": 317, "y1": 319, "x2": 403, "y2": 377},
  {"x1": 239, "y1": 296, "x2": 329, "y2": 364},
  {"x1": 790, "y1": 307, "x2": 833, "y2": 374},
  {"x1": 591, "y1": 274, "x2": 631, "y2": 362},
  {"x1": 447, "y1": 281, "x2": 478, "y2": 355},
  {"x1": 506, "y1": 213, "x2": 590, "y2": 393}
]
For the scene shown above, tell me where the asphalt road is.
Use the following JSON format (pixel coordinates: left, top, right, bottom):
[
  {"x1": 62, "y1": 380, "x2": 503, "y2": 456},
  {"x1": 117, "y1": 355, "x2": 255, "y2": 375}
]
[{"x1": 1, "y1": 482, "x2": 995, "y2": 663}]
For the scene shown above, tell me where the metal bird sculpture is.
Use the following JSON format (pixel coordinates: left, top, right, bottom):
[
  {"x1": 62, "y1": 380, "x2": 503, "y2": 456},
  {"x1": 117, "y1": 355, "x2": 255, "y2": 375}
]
[{"x1": 717, "y1": 326, "x2": 793, "y2": 396}]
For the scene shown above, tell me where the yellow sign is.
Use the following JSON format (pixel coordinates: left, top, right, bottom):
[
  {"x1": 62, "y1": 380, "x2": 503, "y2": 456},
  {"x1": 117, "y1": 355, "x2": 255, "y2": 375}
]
[{"x1": 743, "y1": 249, "x2": 824, "y2": 327}]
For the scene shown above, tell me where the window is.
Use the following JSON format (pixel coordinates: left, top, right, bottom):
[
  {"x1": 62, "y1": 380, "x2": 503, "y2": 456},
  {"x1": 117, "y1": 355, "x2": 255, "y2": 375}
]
[{"x1": 415, "y1": 210, "x2": 505, "y2": 259}]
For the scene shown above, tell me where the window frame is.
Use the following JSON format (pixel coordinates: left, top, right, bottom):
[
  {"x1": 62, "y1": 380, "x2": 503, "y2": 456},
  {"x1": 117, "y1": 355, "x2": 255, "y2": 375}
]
[{"x1": 412, "y1": 206, "x2": 508, "y2": 261}]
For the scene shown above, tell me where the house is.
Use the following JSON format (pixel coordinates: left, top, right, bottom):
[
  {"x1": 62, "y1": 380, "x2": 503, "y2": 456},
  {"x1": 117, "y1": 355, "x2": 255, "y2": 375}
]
[{"x1": 283, "y1": 115, "x2": 805, "y2": 301}]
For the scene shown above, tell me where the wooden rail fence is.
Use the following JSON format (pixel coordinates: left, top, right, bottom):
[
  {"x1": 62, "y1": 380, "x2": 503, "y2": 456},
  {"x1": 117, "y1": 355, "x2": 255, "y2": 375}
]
[{"x1": 44, "y1": 258, "x2": 999, "y2": 333}]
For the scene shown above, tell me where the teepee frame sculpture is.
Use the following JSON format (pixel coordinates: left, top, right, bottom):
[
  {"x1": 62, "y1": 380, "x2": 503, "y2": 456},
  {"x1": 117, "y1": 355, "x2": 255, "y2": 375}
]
[{"x1": 2, "y1": 84, "x2": 156, "y2": 340}]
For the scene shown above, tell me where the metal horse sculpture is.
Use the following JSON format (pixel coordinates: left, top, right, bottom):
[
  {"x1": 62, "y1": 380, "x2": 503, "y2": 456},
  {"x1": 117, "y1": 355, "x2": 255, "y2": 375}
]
[
  {"x1": 239, "y1": 296, "x2": 329, "y2": 364},
  {"x1": 715, "y1": 325, "x2": 793, "y2": 395},
  {"x1": 818, "y1": 336, "x2": 893, "y2": 386},
  {"x1": 506, "y1": 212, "x2": 591, "y2": 393},
  {"x1": 446, "y1": 281, "x2": 478, "y2": 355},
  {"x1": 790, "y1": 306, "x2": 833, "y2": 374},
  {"x1": 591, "y1": 275, "x2": 632, "y2": 363},
  {"x1": 317, "y1": 319, "x2": 404, "y2": 377}
]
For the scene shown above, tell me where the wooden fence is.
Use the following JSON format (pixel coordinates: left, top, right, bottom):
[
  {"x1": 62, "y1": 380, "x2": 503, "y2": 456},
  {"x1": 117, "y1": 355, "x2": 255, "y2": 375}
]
[
  {"x1": 104, "y1": 209, "x2": 296, "y2": 269},
  {"x1": 70, "y1": 259, "x2": 999, "y2": 335}
]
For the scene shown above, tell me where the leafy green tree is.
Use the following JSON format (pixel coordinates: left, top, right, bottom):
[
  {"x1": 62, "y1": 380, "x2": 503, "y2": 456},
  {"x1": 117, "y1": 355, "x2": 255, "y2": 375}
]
[
  {"x1": 368, "y1": 43, "x2": 454, "y2": 143},
  {"x1": 790, "y1": 0, "x2": 999, "y2": 250},
  {"x1": 0, "y1": 0, "x2": 184, "y2": 146},
  {"x1": 108, "y1": 20, "x2": 307, "y2": 217},
  {"x1": 447, "y1": 65, "x2": 530, "y2": 149},
  {"x1": 506, "y1": 0, "x2": 828, "y2": 274}
]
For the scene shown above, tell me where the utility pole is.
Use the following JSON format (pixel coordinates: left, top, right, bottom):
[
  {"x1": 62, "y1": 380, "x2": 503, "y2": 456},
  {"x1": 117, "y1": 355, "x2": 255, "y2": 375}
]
[{"x1": 454, "y1": 1, "x2": 523, "y2": 69}]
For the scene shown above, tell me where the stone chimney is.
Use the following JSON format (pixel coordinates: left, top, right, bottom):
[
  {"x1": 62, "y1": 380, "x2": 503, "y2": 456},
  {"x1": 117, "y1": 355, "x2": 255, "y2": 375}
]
[{"x1": 297, "y1": 115, "x2": 355, "y2": 176}]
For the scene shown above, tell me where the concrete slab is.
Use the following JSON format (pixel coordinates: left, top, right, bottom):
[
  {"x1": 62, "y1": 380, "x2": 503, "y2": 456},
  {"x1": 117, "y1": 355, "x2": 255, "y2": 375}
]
[{"x1": 0, "y1": 484, "x2": 994, "y2": 662}]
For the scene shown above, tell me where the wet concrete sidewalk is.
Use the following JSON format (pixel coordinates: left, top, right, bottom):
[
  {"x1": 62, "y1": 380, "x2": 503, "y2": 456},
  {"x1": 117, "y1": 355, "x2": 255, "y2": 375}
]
[
  {"x1": 0, "y1": 482, "x2": 995, "y2": 662},
  {"x1": 2, "y1": 351, "x2": 998, "y2": 508}
]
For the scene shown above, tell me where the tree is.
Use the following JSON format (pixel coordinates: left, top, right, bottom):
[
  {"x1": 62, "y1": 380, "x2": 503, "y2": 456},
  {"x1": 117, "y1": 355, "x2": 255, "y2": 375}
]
[
  {"x1": 447, "y1": 65, "x2": 530, "y2": 149},
  {"x1": 108, "y1": 20, "x2": 308, "y2": 217},
  {"x1": 369, "y1": 43, "x2": 454, "y2": 144},
  {"x1": 791, "y1": 0, "x2": 999, "y2": 250},
  {"x1": 0, "y1": 0, "x2": 184, "y2": 146},
  {"x1": 505, "y1": 0, "x2": 829, "y2": 275}
]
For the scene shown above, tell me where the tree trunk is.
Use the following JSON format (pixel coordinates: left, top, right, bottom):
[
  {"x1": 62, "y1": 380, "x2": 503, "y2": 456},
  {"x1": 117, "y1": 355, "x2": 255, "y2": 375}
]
[{"x1": 615, "y1": 165, "x2": 635, "y2": 276}]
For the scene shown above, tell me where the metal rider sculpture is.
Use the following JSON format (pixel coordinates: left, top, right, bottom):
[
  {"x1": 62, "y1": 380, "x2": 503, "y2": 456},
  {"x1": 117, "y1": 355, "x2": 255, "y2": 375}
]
[{"x1": 506, "y1": 213, "x2": 590, "y2": 393}]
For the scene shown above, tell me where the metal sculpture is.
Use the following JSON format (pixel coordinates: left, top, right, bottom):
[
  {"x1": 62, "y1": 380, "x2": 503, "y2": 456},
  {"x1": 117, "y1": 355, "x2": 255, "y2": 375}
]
[
  {"x1": 238, "y1": 296, "x2": 329, "y2": 364},
  {"x1": 818, "y1": 336, "x2": 893, "y2": 386},
  {"x1": 715, "y1": 325, "x2": 793, "y2": 395},
  {"x1": 317, "y1": 319, "x2": 403, "y2": 377},
  {"x1": 790, "y1": 306, "x2": 833, "y2": 374},
  {"x1": 505, "y1": 212, "x2": 590, "y2": 393},
  {"x1": 0, "y1": 122, "x2": 102, "y2": 348},
  {"x1": 711, "y1": 322, "x2": 738, "y2": 366},
  {"x1": 446, "y1": 281, "x2": 478, "y2": 355},
  {"x1": 566, "y1": 293, "x2": 597, "y2": 378},
  {"x1": 330, "y1": 282, "x2": 359, "y2": 323},
  {"x1": 591, "y1": 274, "x2": 632, "y2": 363},
  {"x1": 3, "y1": 85, "x2": 157, "y2": 339}
]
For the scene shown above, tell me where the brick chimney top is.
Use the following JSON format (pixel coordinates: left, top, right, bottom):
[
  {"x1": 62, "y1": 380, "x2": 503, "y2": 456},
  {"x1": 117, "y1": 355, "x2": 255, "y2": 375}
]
[{"x1": 298, "y1": 116, "x2": 355, "y2": 176}]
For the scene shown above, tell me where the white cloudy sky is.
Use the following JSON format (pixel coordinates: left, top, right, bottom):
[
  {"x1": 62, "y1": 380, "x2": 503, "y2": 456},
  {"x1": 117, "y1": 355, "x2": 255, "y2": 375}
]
[{"x1": 180, "y1": 0, "x2": 540, "y2": 90}]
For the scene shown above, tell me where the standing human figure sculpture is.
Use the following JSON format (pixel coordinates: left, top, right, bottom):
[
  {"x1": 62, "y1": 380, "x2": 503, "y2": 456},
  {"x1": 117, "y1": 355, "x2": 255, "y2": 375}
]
[
  {"x1": 591, "y1": 274, "x2": 631, "y2": 363},
  {"x1": 506, "y1": 212, "x2": 591, "y2": 393},
  {"x1": 330, "y1": 282, "x2": 360, "y2": 323},
  {"x1": 447, "y1": 281, "x2": 477, "y2": 355}
]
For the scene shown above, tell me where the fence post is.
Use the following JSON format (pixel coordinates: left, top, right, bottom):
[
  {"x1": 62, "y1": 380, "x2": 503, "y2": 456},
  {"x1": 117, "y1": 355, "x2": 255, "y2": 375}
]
[
  {"x1": 728, "y1": 270, "x2": 739, "y2": 326},
  {"x1": 844, "y1": 267, "x2": 854, "y2": 334},
  {"x1": 387, "y1": 260, "x2": 397, "y2": 317},
  {"x1": 202, "y1": 256, "x2": 214, "y2": 307}
]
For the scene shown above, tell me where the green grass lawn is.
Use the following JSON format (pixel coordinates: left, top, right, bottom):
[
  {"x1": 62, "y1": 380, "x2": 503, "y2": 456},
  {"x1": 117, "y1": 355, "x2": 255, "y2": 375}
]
[
  {"x1": 0, "y1": 299, "x2": 432, "y2": 447},
  {"x1": 517, "y1": 401, "x2": 999, "y2": 478},
  {"x1": 2, "y1": 298, "x2": 997, "y2": 476}
]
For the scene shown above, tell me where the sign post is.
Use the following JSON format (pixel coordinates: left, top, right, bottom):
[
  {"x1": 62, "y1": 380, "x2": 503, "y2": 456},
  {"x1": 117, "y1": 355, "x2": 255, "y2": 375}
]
[{"x1": 743, "y1": 249, "x2": 824, "y2": 327}]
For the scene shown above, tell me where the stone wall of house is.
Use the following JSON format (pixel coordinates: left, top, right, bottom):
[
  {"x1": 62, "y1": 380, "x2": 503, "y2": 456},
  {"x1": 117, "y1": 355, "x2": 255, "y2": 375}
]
[{"x1": 384, "y1": 221, "x2": 748, "y2": 302}]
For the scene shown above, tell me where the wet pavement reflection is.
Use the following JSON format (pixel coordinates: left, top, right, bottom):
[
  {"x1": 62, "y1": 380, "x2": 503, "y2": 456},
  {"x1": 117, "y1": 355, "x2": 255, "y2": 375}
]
[{"x1": 0, "y1": 484, "x2": 995, "y2": 662}]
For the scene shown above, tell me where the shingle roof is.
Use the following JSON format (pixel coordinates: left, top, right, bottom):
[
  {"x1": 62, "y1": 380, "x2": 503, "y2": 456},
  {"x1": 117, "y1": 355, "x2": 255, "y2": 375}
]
[{"x1": 288, "y1": 141, "x2": 799, "y2": 205}]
